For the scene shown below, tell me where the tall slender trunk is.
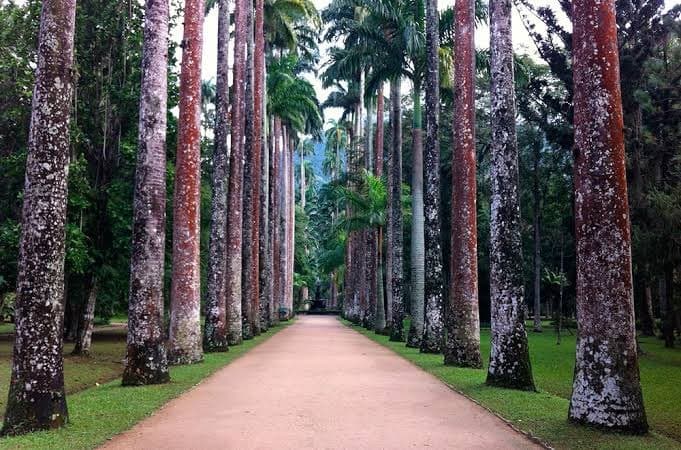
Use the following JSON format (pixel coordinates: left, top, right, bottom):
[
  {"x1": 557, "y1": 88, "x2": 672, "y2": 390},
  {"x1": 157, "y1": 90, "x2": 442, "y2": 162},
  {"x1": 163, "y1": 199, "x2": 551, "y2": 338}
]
[
  {"x1": 661, "y1": 265, "x2": 675, "y2": 348},
  {"x1": 421, "y1": 0, "x2": 446, "y2": 355},
  {"x1": 73, "y1": 277, "x2": 98, "y2": 356},
  {"x1": 445, "y1": 0, "x2": 481, "y2": 368},
  {"x1": 280, "y1": 126, "x2": 290, "y2": 318},
  {"x1": 241, "y1": 0, "x2": 257, "y2": 339},
  {"x1": 169, "y1": 0, "x2": 205, "y2": 365},
  {"x1": 374, "y1": 84, "x2": 386, "y2": 333},
  {"x1": 121, "y1": 0, "x2": 170, "y2": 387},
  {"x1": 365, "y1": 98, "x2": 376, "y2": 328},
  {"x1": 388, "y1": 79, "x2": 405, "y2": 342},
  {"x1": 121, "y1": 0, "x2": 171, "y2": 388},
  {"x1": 258, "y1": 69, "x2": 270, "y2": 331},
  {"x1": 204, "y1": 0, "x2": 231, "y2": 352},
  {"x1": 300, "y1": 146, "x2": 308, "y2": 308},
  {"x1": 568, "y1": 0, "x2": 647, "y2": 432},
  {"x1": 226, "y1": 0, "x2": 248, "y2": 345},
  {"x1": 254, "y1": 0, "x2": 266, "y2": 332},
  {"x1": 271, "y1": 117, "x2": 282, "y2": 323},
  {"x1": 639, "y1": 275, "x2": 656, "y2": 337},
  {"x1": 533, "y1": 144, "x2": 542, "y2": 332},
  {"x1": 486, "y1": 0, "x2": 534, "y2": 390},
  {"x1": 407, "y1": 86, "x2": 425, "y2": 348},
  {"x1": 2, "y1": 1, "x2": 76, "y2": 432},
  {"x1": 288, "y1": 137, "x2": 296, "y2": 315}
]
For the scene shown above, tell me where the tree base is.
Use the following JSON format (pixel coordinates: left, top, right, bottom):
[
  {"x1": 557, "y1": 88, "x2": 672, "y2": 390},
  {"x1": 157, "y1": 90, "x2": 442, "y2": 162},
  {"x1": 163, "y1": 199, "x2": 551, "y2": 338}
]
[
  {"x1": 486, "y1": 373, "x2": 535, "y2": 391},
  {"x1": 168, "y1": 349, "x2": 204, "y2": 366},
  {"x1": 2, "y1": 386, "x2": 68, "y2": 436},
  {"x1": 443, "y1": 350, "x2": 483, "y2": 369},
  {"x1": 122, "y1": 343, "x2": 170, "y2": 386},
  {"x1": 568, "y1": 415, "x2": 648, "y2": 435}
]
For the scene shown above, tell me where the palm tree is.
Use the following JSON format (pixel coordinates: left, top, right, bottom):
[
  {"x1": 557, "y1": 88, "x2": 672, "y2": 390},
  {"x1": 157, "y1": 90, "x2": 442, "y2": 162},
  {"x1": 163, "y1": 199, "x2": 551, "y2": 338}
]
[
  {"x1": 444, "y1": 0, "x2": 482, "y2": 368},
  {"x1": 323, "y1": 119, "x2": 349, "y2": 180},
  {"x1": 2, "y1": 0, "x2": 78, "y2": 434},
  {"x1": 298, "y1": 139, "x2": 315, "y2": 306},
  {"x1": 204, "y1": 0, "x2": 231, "y2": 352},
  {"x1": 419, "y1": 0, "x2": 445, "y2": 354},
  {"x1": 485, "y1": 0, "x2": 534, "y2": 390},
  {"x1": 388, "y1": 78, "x2": 405, "y2": 342},
  {"x1": 255, "y1": 0, "x2": 269, "y2": 331},
  {"x1": 121, "y1": 0, "x2": 171, "y2": 388},
  {"x1": 568, "y1": 0, "x2": 647, "y2": 433},
  {"x1": 242, "y1": 0, "x2": 259, "y2": 339},
  {"x1": 226, "y1": 0, "x2": 248, "y2": 345},
  {"x1": 169, "y1": 0, "x2": 205, "y2": 365}
]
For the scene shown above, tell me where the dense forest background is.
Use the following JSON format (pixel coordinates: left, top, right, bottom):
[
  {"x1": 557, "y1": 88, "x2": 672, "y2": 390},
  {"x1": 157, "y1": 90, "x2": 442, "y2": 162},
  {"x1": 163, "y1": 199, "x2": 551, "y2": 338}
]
[{"x1": 0, "y1": 0, "x2": 680, "y2": 345}]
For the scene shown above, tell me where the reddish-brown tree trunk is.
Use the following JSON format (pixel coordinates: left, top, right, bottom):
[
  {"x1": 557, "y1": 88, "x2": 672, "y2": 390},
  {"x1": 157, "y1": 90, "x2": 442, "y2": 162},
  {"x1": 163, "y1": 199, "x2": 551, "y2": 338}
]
[
  {"x1": 568, "y1": 0, "x2": 647, "y2": 433},
  {"x1": 169, "y1": 0, "x2": 204, "y2": 365},
  {"x1": 204, "y1": 0, "x2": 231, "y2": 352},
  {"x1": 2, "y1": 0, "x2": 77, "y2": 433},
  {"x1": 226, "y1": 0, "x2": 247, "y2": 345},
  {"x1": 444, "y1": 0, "x2": 482, "y2": 368}
]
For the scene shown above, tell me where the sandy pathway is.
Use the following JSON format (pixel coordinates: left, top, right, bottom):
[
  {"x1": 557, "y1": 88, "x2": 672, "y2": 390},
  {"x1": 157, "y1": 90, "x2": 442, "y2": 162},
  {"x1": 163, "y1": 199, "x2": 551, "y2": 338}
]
[{"x1": 102, "y1": 316, "x2": 539, "y2": 449}]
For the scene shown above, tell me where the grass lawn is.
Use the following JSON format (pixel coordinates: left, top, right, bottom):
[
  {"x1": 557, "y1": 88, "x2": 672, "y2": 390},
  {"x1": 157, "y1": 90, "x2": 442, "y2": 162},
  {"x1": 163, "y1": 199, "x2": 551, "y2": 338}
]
[
  {"x1": 344, "y1": 319, "x2": 681, "y2": 450},
  {"x1": 0, "y1": 320, "x2": 291, "y2": 450}
]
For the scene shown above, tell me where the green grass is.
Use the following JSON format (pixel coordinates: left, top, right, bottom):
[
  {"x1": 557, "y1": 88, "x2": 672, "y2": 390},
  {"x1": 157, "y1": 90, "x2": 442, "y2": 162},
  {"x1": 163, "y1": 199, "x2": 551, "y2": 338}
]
[
  {"x1": 0, "y1": 321, "x2": 292, "y2": 450},
  {"x1": 343, "y1": 319, "x2": 681, "y2": 450}
]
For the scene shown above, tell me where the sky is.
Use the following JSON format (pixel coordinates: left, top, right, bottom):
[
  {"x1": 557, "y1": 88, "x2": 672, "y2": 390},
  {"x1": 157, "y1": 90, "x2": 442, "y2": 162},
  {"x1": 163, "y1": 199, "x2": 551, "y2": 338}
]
[{"x1": 185, "y1": 0, "x2": 681, "y2": 124}]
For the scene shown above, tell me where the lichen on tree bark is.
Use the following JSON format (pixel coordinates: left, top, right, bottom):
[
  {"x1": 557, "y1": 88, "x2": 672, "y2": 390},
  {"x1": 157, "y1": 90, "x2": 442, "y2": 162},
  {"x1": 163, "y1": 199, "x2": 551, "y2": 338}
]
[
  {"x1": 420, "y1": 0, "x2": 445, "y2": 355},
  {"x1": 122, "y1": 0, "x2": 171, "y2": 387},
  {"x1": 444, "y1": 0, "x2": 482, "y2": 368},
  {"x1": 2, "y1": 0, "x2": 77, "y2": 434},
  {"x1": 204, "y1": 0, "x2": 231, "y2": 353},
  {"x1": 168, "y1": 0, "x2": 205, "y2": 365},
  {"x1": 568, "y1": 0, "x2": 647, "y2": 433},
  {"x1": 485, "y1": 0, "x2": 535, "y2": 391}
]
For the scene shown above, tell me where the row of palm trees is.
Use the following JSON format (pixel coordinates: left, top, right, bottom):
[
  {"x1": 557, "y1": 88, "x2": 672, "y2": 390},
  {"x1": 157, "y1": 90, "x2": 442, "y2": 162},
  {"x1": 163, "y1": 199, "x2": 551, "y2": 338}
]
[
  {"x1": 2, "y1": 0, "x2": 321, "y2": 435},
  {"x1": 325, "y1": 0, "x2": 648, "y2": 434}
]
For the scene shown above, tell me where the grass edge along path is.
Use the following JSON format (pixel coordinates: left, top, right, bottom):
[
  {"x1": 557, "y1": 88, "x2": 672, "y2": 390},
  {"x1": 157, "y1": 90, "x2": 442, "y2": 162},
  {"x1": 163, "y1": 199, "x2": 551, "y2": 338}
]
[
  {"x1": 0, "y1": 320, "x2": 293, "y2": 450},
  {"x1": 341, "y1": 319, "x2": 681, "y2": 450}
]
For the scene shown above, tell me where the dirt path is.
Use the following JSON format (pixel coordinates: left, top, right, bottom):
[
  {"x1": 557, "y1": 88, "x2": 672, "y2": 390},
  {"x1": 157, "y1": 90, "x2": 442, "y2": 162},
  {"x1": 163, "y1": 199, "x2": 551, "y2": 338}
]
[{"x1": 102, "y1": 316, "x2": 539, "y2": 449}]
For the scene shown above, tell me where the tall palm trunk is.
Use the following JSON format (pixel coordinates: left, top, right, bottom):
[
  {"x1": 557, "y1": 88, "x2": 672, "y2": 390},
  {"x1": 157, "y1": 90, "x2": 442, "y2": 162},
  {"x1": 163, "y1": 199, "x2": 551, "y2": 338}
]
[
  {"x1": 121, "y1": 0, "x2": 170, "y2": 388},
  {"x1": 388, "y1": 79, "x2": 405, "y2": 342},
  {"x1": 74, "y1": 277, "x2": 98, "y2": 356},
  {"x1": 271, "y1": 117, "x2": 282, "y2": 322},
  {"x1": 2, "y1": 0, "x2": 77, "y2": 433},
  {"x1": 204, "y1": 0, "x2": 231, "y2": 352},
  {"x1": 241, "y1": 0, "x2": 257, "y2": 339},
  {"x1": 407, "y1": 86, "x2": 425, "y2": 349},
  {"x1": 169, "y1": 0, "x2": 204, "y2": 365},
  {"x1": 486, "y1": 0, "x2": 534, "y2": 390},
  {"x1": 257, "y1": 48, "x2": 269, "y2": 331},
  {"x1": 226, "y1": 0, "x2": 248, "y2": 345},
  {"x1": 532, "y1": 144, "x2": 542, "y2": 332},
  {"x1": 288, "y1": 136, "x2": 296, "y2": 315},
  {"x1": 444, "y1": 0, "x2": 482, "y2": 368},
  {"x1": 374, "y1": 84, "x2": 387, "y2": 333},
  {"x1": 421, "y1": 0, "x2": 445, "y2": 354},
  {"x1": 568, "y1": 0, "x2": 647, "y2": 432},
  {"x1": 365, "y1": 98, "x2": 376, "y2": 328},
  {"x1": 300, "y1": 146, "x2": 308, "y2": 308}
]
